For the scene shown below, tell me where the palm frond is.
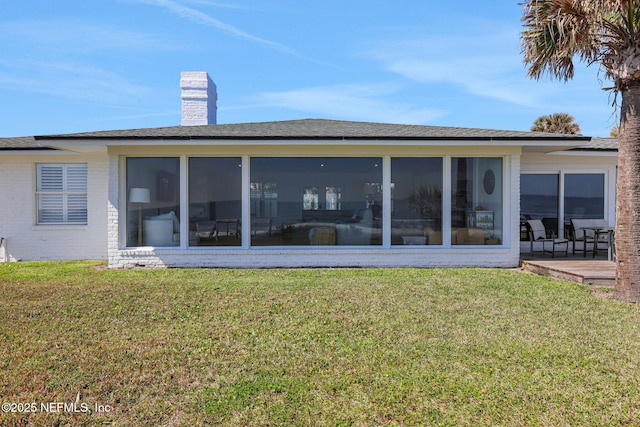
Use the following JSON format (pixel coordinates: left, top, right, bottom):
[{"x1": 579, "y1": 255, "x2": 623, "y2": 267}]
[
  {"x1": 521, "y1": 0, "x2": 600, "y2": 81},
  {"x1": 522, "y1": 0, "x2": 640, "y2": 90}
]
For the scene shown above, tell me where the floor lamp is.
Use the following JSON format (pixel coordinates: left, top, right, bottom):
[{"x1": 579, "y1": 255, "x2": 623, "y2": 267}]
[{"x1": 129, "y1": 188, "x2": 150, "y2": 246}]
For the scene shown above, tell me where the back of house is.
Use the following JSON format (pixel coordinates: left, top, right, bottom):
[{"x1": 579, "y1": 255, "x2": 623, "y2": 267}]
[{"x1": 0, "y1": 72, "x2": 617, "y2": 268}]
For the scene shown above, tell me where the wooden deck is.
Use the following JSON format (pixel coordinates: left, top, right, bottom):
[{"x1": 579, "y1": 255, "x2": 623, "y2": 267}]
[
  {"x1": 519, "y1": 241, "x2": 615, "y2": 286},
  {"x1": 521, "y1": 259, "x2": 615, "y2": 286}
]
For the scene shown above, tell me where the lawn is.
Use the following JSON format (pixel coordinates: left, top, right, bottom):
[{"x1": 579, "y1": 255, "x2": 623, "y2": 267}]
[{"x1": 1, "y1": 261, "x2": 639, "y2": 426}]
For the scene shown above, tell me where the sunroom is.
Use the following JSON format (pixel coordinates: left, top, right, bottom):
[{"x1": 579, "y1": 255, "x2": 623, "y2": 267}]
[
  {"x1": 123, "y1": 153, "x2": 503, "y2": 248},
  {"x1": 35, "y1": 117, "x2": 590, "y2": 268},
  {"x1": 38, "y1": 117, "x2": 569, "y2": 268}
]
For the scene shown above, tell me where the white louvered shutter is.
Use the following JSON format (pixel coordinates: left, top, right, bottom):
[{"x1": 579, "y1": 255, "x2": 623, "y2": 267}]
[{"x1": 37, "y1": 164, "x2": 88, "y2": 224}]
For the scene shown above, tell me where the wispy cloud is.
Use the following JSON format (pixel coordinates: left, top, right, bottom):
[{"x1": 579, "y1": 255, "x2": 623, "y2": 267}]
[
  {"x1": 245, "y1": 83, "x2": 447, "y2": 124},
  {"x1": 179, "y1": 0, "x2": 247, "y2": 8},
  {"x1": 1, "y1": 20, "x2": 179, "y2": 53},
  {"x1": 0, "y1": 59, "x2": 154, "y2": 105},
  {"x1": 363, "y1": 29, "x2": 562, "y2": 109},
  {"x1": 135, "y1": 0, "x2": 301, "y2": 57}
]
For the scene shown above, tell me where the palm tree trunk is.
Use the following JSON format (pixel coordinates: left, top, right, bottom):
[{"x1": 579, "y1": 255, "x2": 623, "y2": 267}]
[{"x1": 615, "y1": 81, "x2": 640, "y2": 302}]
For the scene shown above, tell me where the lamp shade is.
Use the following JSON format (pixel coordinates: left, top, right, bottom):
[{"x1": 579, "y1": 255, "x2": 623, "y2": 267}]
[{"x1": 129, "y1": 187, "x2": 150, "y2": 204}]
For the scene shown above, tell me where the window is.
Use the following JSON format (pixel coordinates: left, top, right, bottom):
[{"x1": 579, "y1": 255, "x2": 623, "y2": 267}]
[
  {"x1": 521, "y1": 174, "x2": 559, "y2": 237},
  {"x1": 520, "y1": 172, "x2": 605, "y2": 239},
  {"x1": 36, "y1": 164, "x2": 87, "y2": 225},
  {"x1": 564, "y1": 173, "x2": 604, "y2": 221},
  {"x1": 126, "y1": 158, "x2": 180, "y2": 247},
  {"x1": 391, "y1": 158, "x2": 443, "y2": 245},
  {"x1": 451, "y1": 158, "x2": 502, "y2": 245},
  {"x1": 250, "y1": 157, "x2": 382, "y2": 246},
  {"x1": 189, "y1": 158, "x2": 242, "y2": 247}
]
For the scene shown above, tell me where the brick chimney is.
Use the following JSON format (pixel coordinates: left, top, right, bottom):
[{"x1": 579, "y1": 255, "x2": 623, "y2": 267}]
[{"x1": 180, "y1": 72, "x2": 217, "y2": 126}]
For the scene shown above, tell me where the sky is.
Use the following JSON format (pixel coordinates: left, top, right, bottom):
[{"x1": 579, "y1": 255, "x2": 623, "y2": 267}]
[{"x1": 0, "y1": 1, "x2": 620, "y2": 138}]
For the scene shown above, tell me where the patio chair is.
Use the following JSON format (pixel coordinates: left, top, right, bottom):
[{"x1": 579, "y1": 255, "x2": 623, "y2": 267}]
[
  {"x1": 251, "y1": 217, "x2": 272, "y2": 237},
  {"x1": 194, "y1": 220, "x2": 218, "y2": 242},
  {"x1": 526, "y1": 219, "x2": 568, "y2": 257},
  {"x1": 570, "y1": 218, "x2": 611, "y2": 257}
]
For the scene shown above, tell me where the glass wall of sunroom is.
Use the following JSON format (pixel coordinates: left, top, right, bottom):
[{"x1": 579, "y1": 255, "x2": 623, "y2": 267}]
[
  {"x1": 124, "y1": 156, "x2": 505, "y2": 248},
  {"x1": 250, "y1": 157, "x2": 383, "y2": 246},
  {"x1": 126, "y1": 157, "x2": 181, "y2": 247}
]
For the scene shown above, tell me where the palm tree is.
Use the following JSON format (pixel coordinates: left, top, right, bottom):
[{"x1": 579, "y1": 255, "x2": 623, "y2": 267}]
[
  {"x1": 521, "y1": 0, "x2": 640, "y2": 302},
  {"x1": 610, "y1": 125, "x2": 621, "y2": 137},
  {"x1": 531, "y1": 112, "x2": 582, "y2": 134}
]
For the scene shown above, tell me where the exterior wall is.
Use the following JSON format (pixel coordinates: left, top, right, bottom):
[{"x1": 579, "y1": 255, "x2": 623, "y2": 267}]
[
  {"x1": 2, "y1": 142, "x2": 611, "y2": 268},
  {"x1": 0, "y1": 152, "x2": 109, "y2": 261},
  {"x1": 107, "y1": 144, "x2": 522, "y2": 268},
  {"x1": 521, "y1": 151, "x2": 618, "y2": 227},
  {"x1": 110, "y1": 247, "x2": 520, "y2": 268}
]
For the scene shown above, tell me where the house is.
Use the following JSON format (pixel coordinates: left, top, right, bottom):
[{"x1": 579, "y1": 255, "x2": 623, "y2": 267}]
[{"x1": 0, "y1": 72, "x2": 617, "y2": 268}]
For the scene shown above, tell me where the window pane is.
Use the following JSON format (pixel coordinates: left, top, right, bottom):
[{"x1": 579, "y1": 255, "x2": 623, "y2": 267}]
[
  {"x1": 66, "y1": 165, "x2": 88, "y2": 192},
  {"x1": 36, "y1": 164, "x2": 87, "y2": 225},
  {"x1": 564, "y1": 173, "x2": 604, "y2": 221},
  {"x1": 189, "y1": 158, "x2": 242, "y2": 246},
  {"x1": 250, "y1": 157, "x2": 382, "y2": 246},
  {"x1": 37, "y1": 165, "x2": 63, "y2": 192},
  {"x1": 451, "y1": 158, "x2": 502, "y2": 245},
  {"x1": 127, "y1": 158, "x2": 180, "y2": 247},
  {"x1": 67, "y1": 194, "x2": 88, "y2": 223},
  {"x1": 38, "y1": 194, "x2": 64, "y2": 223},
  {"x1": 521, "y1": 174, "x2": 559, "y2": 238},
  {"x1": 391, "y1": 158, "x2": 443, "y2": 245}
]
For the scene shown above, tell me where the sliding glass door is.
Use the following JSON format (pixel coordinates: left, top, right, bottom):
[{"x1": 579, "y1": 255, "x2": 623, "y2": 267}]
[
  {"x1": 520, "y1": 172, "x2": 605, "y2": 239},
  {"x1": 521, "y1": 173, "x2": 559, "y2": 237}
]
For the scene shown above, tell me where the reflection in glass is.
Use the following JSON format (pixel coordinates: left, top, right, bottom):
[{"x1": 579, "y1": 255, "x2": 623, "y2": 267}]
[
  {"x1": 564, "y1": 173, "x2": 604, "y2": 222},
  {"x1": 391, "y1": 158, "x2": 443, "y2": 245},
  {"x1": 126, "y1": 158, "x2": 180, "y2": 247},
  {"x1": 451, "y1": 158, "x2": 502, "y2": 245},
  {"x1": 189, "y1": 158, "x2": 242, "y2": 246},
  {"x1": 303, "y1": 187, "x2": 319, "y2": 210},
  {"x1": 521, "y1": 174, "x2": 559, "y2": 237},
  {"x1": 325, "y1": 186, "x2": 341, "y2": 210},
  {"x1": 251, "y1": 182, "x2": 278, "y2": 218},
  {"x1": 250, "y1": 157, "x2": 382, "y2": 246}
]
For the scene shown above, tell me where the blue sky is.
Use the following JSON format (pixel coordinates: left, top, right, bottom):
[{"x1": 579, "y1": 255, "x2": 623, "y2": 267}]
[{"x1": 0, "y1": 1, "x2": 618, "y2": 137}]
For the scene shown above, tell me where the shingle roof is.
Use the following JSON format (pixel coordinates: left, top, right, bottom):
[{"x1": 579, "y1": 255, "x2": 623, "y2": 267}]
[
  {"x1": 0, "y1": 136, "x2": 54, "y2": 150},
  {"x1": 34, "y1": 119, "x2": 590, "y2": 142},
  {"x1": 581, "y1": 137, "x2": 618, "y2": 150}
]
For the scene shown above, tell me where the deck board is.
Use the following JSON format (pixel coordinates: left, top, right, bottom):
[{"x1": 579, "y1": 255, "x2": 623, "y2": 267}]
[{"x1": 521, "y1": 260, "x2": 615, "y2": 286}]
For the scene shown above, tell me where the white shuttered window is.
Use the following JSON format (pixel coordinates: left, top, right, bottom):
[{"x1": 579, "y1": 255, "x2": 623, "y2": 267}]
[{"x1": 36, "y1": 164, "x2": 88, "y2": 225}]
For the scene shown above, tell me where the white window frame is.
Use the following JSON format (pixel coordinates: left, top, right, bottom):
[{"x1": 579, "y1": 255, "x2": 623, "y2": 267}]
[{"x1": 36, "y1": 163, "x2": 88, "y2": 225}]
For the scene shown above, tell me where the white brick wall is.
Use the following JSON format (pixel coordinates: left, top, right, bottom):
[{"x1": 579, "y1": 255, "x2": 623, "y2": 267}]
[
  {"x1": 107, "y1": 154, "x2": 121, "y2": 266},
  {"x1": 2, "y1": 151, "x2": 522, "y2": 268},
  {"x1": 180, "y1": 71, "x2": 217, "y2": 126},
  {"x1": 0, "y1": 153, "x2": 109, "y2": 261},
  {"x1": 109, "y1": 247, "x2": 520, "y2": 269}
]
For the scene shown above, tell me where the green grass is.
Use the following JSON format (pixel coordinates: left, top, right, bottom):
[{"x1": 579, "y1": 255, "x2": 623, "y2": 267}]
[{"x1": 1, "y1": 261, "x2": 640, "y2": 426}]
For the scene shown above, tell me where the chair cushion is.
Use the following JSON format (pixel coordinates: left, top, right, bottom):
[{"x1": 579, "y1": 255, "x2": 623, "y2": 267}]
[{"x1": 527, "y1": 219, "x2": 547, "y2": 240}]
